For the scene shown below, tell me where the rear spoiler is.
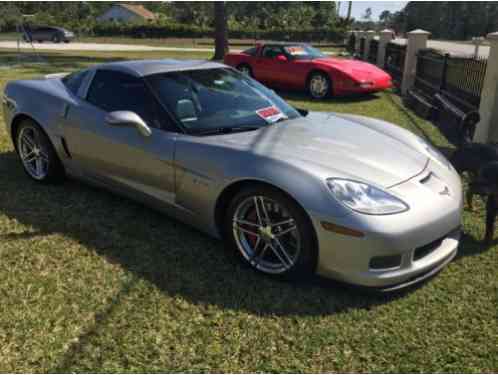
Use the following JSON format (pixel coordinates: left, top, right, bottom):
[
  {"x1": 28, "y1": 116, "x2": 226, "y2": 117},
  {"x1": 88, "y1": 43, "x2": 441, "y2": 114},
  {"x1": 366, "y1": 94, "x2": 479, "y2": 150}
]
[{"x1": 44, "y1": 72, "x2": 70, "y2": 79}]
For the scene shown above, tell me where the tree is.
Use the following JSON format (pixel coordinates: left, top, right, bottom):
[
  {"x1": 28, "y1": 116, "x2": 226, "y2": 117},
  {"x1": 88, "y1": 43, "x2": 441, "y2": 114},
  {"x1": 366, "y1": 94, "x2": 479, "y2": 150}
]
[
  {"x1": 379, "y1": 10, "x2": 392, "y2": 27},
  {"x1": 213, "y1": 2, "x2": 228, "y2": 61},
  {"x1": 346, "y1": 1, "x2": 352, "y2": 21},
  {"x1": 362, "y1": 7, "x2": 372, "y2": 21}
]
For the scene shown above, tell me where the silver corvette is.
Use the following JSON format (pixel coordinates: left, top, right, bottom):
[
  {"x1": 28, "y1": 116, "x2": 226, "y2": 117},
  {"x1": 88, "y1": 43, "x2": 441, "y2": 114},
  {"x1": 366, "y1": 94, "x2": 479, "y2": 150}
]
[{"x1": 2, "y1": 59, "x2": 462, "y2": 290}]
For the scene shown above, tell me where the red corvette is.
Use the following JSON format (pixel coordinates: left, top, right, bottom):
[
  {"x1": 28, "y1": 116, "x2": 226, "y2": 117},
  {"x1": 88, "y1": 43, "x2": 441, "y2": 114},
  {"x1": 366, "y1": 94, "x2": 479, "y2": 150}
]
[{"x1": 224, "y1": 42, "x2": 392, "y2": 99}]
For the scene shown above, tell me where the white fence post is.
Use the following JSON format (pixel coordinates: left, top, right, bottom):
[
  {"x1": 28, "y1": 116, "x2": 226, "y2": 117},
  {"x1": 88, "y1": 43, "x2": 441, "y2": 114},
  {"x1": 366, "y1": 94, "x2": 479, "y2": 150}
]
[
  {"x1": 475, "y1": 32, "x2": 498, "y2": 143},
  {"x1": 345, "y1": 30, "x2": 353, "y2": 46},
  {"x1": 401, "y1": 29, "x2": 431, "y2": 95},
  {"x1": 377, "y1": 29, "x2": 394, "y2": 68},
  {"x1": 363, "y1": 30, "x2": 375, "y2": 60},
  {"x1": 355, "y1": 30, "x2": 364, "y2": 54}
]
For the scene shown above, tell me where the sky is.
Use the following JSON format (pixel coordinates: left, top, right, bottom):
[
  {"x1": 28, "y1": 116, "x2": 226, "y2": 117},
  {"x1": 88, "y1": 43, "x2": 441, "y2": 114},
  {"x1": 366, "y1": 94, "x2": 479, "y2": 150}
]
[{"x1": 338, "y1": 1, "x2": 408, "y2": 21}]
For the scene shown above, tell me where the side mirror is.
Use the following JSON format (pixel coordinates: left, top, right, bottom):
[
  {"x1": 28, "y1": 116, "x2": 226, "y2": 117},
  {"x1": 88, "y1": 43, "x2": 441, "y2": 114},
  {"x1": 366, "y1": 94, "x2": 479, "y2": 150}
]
[
  {"x1": 105, "y1": 111, "x2": 152, "y2": 137},
  {"x1": 276, "y1": 54, "x2": 288, "y2": 62},
  {"x1": 176, "y1": 99, "x2": 198, "y2": 124}
]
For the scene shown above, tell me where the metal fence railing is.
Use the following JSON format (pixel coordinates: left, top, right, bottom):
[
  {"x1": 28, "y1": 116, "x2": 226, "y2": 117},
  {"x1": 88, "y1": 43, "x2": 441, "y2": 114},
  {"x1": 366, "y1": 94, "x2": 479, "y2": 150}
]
[
  {"x1": 415, "y1": 48, "x2": 487, "y2": 111},
  {"x1": 384, "y1": 42, "x2": 406, "y2": 86},
  {"x1": 368, "y1": 39, "x2": 378, "y2": 64},
  {"x1": 409, "y1": 48, "x2": 488, "y2": 144}
]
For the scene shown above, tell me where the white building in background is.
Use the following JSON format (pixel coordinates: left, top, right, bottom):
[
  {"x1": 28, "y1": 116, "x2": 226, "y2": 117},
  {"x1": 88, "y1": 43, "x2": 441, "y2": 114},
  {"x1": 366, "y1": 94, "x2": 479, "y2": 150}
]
[{"x1": 96, "y1": 4, "x2": 156, "y2": 22}]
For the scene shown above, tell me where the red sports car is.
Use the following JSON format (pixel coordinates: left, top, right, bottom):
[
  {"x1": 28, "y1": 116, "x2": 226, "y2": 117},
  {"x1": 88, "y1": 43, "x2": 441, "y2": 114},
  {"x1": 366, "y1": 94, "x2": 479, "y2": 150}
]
[{"x1": 224, "y1": 42, "x2": 392, "y2": 99}]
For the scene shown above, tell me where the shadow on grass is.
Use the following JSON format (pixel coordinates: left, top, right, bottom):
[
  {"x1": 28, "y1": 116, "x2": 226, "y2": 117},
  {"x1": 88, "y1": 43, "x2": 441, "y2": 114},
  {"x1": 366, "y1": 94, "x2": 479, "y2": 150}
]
[{"x1": 0, "y1": 150, "x2": 414, "y2": 320}]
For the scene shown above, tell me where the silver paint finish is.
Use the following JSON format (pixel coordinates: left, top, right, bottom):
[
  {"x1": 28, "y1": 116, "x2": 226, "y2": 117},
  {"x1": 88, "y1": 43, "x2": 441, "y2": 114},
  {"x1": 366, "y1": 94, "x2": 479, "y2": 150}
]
[{"x1": 2, "y1": 60, "x2": 462, "y2": 288}]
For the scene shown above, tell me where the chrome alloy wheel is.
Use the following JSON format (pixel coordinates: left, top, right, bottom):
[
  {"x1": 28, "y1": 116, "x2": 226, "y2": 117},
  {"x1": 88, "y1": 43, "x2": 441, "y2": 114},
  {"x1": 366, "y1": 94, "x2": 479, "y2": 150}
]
[
  {"x1": 18, "y1": 126, "x2": 49, "y2": 180},
  {"x1": 309, "y1": 74, "x2": 329, "y2": 98},
  {"x1": 232, "y1": 195, "x2": 301, "y2": 274}
]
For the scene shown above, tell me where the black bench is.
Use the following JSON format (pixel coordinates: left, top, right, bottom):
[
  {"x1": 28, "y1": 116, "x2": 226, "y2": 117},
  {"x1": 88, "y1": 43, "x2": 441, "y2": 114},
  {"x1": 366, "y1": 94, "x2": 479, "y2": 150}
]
[{"x1": 434, "y1": 93, "x2": 480, "y2": 145}]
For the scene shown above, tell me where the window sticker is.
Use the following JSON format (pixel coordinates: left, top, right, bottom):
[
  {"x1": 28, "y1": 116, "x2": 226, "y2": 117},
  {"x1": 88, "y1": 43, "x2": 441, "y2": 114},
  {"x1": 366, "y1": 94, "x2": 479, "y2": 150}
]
[
  {"x1": 256, "y1": 106, "x2": 285, "y2": 123},
  {"x1": 285, "y1": 46, "x2": 307, "y2": 56}
]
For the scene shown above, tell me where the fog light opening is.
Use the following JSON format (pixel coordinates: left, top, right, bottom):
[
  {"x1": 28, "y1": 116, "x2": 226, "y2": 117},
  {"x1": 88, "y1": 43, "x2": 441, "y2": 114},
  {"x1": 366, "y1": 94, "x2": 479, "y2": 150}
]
[{"x1": 369, "y1": 255, "x2": 402, "y2": 271}]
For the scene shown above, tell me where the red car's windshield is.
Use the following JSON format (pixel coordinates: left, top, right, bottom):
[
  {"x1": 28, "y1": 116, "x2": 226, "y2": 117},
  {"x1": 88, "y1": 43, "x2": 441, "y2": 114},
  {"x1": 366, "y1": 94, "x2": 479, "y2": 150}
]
[{"x1": 284, "y1": 45, "x2": 326, "y2": 60}]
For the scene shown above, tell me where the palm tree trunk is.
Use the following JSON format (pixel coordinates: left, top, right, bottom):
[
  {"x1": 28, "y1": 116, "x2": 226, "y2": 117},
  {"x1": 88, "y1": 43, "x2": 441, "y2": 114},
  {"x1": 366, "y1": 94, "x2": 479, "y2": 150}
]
[
  {"x1": 346, "y1": 1, "x2": 352, "y2": 20},
  {"x1": 213, "y1": 1, "x2": 228, "y2": 60}
]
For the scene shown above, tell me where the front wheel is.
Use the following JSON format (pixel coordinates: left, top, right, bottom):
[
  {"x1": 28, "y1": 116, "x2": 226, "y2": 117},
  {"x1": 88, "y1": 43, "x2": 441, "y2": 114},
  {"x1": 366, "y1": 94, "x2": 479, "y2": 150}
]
[
  {"x1": 224, "y1": 186, "x2": 317, "y2": 279},
  {"x1": 15, "y1": 120, "x2": 65, "y2": 183},
  {"x1": 308, "y1": 72, "x2": 331, "y2": 99}
]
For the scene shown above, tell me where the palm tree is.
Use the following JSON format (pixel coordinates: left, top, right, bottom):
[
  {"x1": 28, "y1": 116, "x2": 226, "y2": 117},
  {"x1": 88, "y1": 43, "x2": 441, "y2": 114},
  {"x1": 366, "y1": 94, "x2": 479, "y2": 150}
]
[
  {"x1": 213, "y1": 1, "x2": 228, "y2": 61},
  {"x1": 346, "y1": 1, "x2": 352, "y2": 21}
]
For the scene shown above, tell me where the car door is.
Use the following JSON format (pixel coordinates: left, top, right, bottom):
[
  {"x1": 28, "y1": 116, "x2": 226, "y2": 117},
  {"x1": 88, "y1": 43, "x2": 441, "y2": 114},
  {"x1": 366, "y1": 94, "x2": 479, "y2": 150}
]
[
  {"x1": 252, "y1": 45, "x2": 289, "y2": 86},
  {"x1": 62, "y1": 69, "x2": 178, "y2": 205},
  {"x1": 37, "y1": 27, "x2": 51, "y2": 41},
  {"x1": 29, "y1": 27, "x2": 42, "y2": 41}
]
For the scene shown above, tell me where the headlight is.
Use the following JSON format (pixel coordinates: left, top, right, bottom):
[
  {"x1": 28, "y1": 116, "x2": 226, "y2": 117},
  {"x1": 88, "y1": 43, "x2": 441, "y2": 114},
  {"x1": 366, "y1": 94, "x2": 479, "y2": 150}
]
[{"x1": 326, "y1": 178, "x2": 409, "y2": 215}]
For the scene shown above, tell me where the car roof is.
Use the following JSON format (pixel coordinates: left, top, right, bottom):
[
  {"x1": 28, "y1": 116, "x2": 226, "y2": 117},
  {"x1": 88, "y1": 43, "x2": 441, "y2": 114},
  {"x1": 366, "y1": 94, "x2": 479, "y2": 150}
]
[
  {"x1": 34, "y1": 26, "x2": 65, "y2": 31},
  {"x1": 257, "y1": 41, "x2": 310, "y2": 47},
  {"x1": 89, "y1": 59, "x2": 227, "y2": 77}
]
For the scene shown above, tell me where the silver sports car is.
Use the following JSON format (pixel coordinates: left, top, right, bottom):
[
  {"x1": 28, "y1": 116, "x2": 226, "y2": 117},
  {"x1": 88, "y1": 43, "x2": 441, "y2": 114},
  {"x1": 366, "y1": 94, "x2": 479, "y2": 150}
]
[{"x1": 2, "y1": 59, "x2": 462, "y2": 290}]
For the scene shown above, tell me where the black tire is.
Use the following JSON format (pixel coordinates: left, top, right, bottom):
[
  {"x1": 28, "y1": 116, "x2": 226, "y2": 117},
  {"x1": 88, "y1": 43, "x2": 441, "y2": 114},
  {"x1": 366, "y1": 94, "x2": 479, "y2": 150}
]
[
  {"x1": 224, "y1": 185, "x2": 317, "y2": 280},
  {"x1": 307, "y1": 71, "x2": 332, "y2": 99},
  {"x1": 15, "y1": 119, "x2": 65, "y2": 184},
  {"x1": 236, "y1": 63, "x2": 253, "y2": 78}
]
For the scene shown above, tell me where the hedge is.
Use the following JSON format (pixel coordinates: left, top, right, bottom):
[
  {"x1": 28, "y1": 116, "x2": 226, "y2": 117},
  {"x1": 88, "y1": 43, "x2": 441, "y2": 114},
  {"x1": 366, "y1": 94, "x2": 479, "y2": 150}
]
[
  {"x1": 91, "y1": 21, "x2": 345, "y2": 42},
  {"x1": 2, "y1": 19, "x2": 345, "y2": 42}
]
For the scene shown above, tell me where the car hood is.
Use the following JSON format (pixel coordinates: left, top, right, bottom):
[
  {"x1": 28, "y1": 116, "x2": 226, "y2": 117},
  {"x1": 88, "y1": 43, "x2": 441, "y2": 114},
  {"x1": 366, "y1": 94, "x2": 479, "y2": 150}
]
[
  {"x1": 208, "y1": 112, "x2": 428, "y2": 188},
  {"x1": 314, "y1": 57, "x2": 390, "y2": 81}
]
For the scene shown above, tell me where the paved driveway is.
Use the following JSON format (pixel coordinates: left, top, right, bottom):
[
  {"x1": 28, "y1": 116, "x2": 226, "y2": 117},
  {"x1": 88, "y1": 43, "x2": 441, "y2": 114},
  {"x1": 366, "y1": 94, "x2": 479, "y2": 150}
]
[
  {"x1": 392, "y1": 38, "x2": 489, "y2": 58},
  {"x1": 0, "y1": 40, "x2": 217, "y2": 52}
]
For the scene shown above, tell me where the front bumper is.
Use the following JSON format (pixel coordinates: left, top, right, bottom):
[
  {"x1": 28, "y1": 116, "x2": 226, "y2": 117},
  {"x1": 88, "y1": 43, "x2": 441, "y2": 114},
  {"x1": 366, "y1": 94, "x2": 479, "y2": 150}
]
[
  {"x1": 335, "y1": 76, "x2": 393, "y2": 95},
  {"x1": 312, "y1": 160, "x2": 462, "y2": 289}
]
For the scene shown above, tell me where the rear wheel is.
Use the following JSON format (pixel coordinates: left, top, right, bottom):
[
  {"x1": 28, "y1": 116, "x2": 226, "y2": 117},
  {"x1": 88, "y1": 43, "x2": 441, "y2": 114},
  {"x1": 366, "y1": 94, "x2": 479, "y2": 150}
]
[
  {"x1": 224, "y1": 185, "x2": 317, "y2": 279},
  {"x1": 15, "y1": 120, "x2": 65, "y2": 183},
  {"x1": 237, "y1": 64, "x2": 253, "y2": 77},
  {"x1": 308, "y1": 71, "x2": 331, "y2": 99}
]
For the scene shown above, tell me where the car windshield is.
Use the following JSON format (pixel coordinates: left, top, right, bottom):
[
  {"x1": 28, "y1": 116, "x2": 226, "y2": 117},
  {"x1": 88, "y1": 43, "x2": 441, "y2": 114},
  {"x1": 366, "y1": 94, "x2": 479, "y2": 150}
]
[
  {"x1": 146, "y1": 68, "x2": 300, "y2": 134},
  {"x1": 283, "y1": 45, "x2": 326, "y2": 60}
]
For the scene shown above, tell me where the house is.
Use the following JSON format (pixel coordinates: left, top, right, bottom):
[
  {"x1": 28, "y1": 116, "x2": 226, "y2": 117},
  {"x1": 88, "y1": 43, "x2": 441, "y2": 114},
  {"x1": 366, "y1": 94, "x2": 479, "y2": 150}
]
[{"x1": 96, "y1": 4, "x2": 156, "y2": 22}]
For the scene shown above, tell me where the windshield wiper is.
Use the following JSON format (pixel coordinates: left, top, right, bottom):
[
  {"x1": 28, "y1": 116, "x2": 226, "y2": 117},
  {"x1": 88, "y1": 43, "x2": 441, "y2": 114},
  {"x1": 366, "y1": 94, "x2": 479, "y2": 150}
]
[{"x1": 192, "y1": 126, "x2": 262, "y2": 136}]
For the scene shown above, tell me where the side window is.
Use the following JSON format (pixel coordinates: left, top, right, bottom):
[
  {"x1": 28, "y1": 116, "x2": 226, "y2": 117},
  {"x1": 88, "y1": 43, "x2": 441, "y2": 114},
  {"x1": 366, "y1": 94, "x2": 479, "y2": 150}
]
[
  {"x1": 243, "y1": 47, "x2": 257, "y2": 56},
  {"x1": 86, "y1": 70, "x2": 172, "y2": 130},
  {"x1": 62, "y1": 70, "x2": 88, "y2": 96},
  {"x1": 262, "y1": 46, "x2": 284, "y2": 58}
]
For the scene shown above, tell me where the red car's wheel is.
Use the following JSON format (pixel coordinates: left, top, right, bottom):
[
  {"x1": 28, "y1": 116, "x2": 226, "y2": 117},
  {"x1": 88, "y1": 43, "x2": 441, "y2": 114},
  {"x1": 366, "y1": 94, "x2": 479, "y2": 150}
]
[
  {"x1": 237, "y1": 64, "x2": 253, "y2": 78},
  {"x1": 308, "y1": 71, "x2": 331, "y2": 99}
]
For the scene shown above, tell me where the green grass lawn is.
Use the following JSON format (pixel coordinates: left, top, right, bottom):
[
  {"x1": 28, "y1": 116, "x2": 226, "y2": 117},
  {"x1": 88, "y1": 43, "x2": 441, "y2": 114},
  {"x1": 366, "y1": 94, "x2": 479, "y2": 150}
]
[{"x1": 0, "y1": 50, "x2": 497, "y2": 373}]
